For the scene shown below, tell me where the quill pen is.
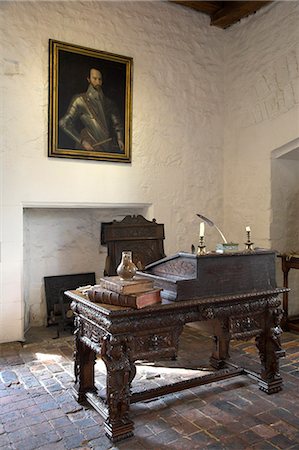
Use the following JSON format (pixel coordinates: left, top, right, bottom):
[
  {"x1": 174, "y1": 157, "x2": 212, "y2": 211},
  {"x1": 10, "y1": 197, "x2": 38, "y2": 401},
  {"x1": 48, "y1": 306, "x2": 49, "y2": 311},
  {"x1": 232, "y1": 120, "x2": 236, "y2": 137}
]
[{"x1": 196, "y1": 213, "x2": 228, "y2": 243}]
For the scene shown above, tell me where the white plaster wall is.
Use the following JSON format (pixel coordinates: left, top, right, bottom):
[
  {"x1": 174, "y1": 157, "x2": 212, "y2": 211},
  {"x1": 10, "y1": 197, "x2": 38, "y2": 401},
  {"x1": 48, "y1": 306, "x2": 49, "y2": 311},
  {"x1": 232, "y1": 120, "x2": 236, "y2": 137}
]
[
  {"x1": 223, "y1": 1, "x2": 299, "y2": 246},
  {"x1": 271, "y1": 159, "x2": 299, "y2": 253},
  {"x1": 223, "y1": 1, "x2": 299, "y2": 316},
  {"x1": 271, "y1": 157, "x2": 299, "y2": 316},
  {"x1": 0, "y1": 1, "x2": 225, "y2": 342}
]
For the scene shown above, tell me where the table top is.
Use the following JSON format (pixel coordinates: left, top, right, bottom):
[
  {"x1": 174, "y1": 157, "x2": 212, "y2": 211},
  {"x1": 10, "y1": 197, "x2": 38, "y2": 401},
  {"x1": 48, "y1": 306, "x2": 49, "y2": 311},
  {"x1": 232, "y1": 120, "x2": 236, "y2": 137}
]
[
  {"x1": 66, "y1": 287, "x2": 286, "y2": 318},
  {"x1": 278, "y1": 253, "x2": 299, "y2": 261},
  {"x1": 278, "y1": 254, "x2": 299, "y2": 271}
]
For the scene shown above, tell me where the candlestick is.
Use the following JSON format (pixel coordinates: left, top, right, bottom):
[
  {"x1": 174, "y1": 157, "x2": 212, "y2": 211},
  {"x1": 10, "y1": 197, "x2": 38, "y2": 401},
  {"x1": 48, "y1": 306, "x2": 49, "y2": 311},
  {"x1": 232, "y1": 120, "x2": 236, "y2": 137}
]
[
  {"x1": 245, "y1": 227, "x2": 254, "y2": 251},
  {"x1": 197, "y1": 235, "x2": 206, "y2": 256}
]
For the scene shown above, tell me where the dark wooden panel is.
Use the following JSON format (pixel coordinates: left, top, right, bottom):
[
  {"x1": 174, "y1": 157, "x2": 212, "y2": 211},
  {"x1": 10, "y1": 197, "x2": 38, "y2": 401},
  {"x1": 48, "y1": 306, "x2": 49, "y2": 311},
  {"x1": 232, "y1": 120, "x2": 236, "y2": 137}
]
[
  {"x1": 101, "y1": 215, "x2": 165, "y2": 276},
  {"x1": 142, "y1": 250, "x2": 277, "y2": 301}
]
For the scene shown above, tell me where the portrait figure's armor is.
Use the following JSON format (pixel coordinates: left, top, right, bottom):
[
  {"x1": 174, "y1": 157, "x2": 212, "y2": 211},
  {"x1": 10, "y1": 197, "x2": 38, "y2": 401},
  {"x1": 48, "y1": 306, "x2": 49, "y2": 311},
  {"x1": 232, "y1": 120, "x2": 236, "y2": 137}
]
[{"x1": 59, "y1": 84, "x2": 124, "y2": 152}]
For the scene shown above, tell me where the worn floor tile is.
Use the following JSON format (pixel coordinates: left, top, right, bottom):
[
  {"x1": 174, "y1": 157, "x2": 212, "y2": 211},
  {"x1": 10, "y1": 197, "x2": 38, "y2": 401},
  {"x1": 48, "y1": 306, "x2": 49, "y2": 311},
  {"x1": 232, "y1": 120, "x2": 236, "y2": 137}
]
[{"x1": 0, "y1": 326, "x2": 299, "y2": 449}]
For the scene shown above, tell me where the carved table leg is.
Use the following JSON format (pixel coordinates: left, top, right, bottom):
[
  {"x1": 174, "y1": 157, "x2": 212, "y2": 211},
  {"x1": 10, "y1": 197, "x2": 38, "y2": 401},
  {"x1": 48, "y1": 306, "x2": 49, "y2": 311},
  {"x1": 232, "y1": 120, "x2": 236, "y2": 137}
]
[
  {"x1": 102, "y1": 336, "x2": 135, "y2": 442},
  {"x1": 256, "y1": 308, "x2": 285, "y2": 394},
  {"x1": 210, "y1": 320, "x2": 230, "y2": 369},
  {"x1": 73, "y1": 326, "x2": 96, "y2": 403}
]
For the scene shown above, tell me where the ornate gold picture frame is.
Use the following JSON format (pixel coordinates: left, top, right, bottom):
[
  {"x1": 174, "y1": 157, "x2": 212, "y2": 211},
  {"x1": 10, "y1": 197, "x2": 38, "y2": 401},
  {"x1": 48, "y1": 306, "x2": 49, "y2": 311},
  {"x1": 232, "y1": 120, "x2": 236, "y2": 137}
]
[{"x1": 48, "y1": 40, "x2": 133, "y2": 162}]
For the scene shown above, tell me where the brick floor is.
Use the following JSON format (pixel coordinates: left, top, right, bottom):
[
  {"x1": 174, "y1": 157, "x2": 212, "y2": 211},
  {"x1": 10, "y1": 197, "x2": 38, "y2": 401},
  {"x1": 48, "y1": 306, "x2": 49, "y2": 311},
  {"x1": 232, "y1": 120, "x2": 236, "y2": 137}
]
[{"x1": 1, "y1": 325, "x2": 299, "y2": 449}]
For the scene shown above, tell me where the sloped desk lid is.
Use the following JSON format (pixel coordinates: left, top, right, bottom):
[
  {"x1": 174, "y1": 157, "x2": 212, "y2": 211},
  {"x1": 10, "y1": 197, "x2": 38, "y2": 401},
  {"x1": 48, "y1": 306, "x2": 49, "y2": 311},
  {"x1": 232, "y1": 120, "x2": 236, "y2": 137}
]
[{"x1": 141, "y1": 250, "x2": 277, "y2": 301}]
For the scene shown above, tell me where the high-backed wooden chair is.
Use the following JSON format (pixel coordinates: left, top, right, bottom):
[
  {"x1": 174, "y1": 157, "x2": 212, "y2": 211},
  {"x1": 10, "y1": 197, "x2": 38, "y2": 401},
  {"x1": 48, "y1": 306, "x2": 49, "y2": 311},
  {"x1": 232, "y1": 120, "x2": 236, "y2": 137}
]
[{"x1": 101, "y1": 215, "x2": 166, "y2": 276}]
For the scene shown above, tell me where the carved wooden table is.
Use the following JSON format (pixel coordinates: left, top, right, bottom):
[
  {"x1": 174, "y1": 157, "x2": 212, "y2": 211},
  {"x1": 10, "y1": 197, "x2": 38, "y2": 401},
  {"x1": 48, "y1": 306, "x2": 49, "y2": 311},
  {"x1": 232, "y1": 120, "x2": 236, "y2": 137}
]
[
  {"x1": 278, "y1": 254, "x2": 299, "y2": 331},
  {"x1": 66, "y1": 288, "x2": 286, "y2": 443}
]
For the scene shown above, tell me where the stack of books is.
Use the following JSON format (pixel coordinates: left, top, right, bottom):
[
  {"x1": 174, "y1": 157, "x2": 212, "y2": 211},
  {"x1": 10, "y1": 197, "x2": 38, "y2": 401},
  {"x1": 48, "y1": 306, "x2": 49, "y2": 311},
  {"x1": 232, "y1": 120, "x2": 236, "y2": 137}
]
[{"x1": 87, "y1": 275, "x2": 162, "y2": 309}]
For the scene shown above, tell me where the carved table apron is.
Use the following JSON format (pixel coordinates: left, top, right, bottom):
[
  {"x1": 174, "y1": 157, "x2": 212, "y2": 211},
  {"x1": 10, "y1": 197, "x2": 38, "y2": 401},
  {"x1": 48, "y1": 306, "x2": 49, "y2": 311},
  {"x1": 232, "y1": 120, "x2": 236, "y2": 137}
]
[{"x1": 66, "y1": 288, "x2": 286, "y2": 442}]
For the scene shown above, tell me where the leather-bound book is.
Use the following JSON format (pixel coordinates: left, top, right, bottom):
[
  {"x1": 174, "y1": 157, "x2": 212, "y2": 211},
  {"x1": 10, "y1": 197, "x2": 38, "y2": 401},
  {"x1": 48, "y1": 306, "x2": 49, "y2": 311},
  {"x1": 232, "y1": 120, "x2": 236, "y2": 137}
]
[
  {"x1": 99, "y1": 276, "x2": 154, "y2": 295},
  {"x1": 88, "y1": 286, "x2": 162, "y2": 309}
]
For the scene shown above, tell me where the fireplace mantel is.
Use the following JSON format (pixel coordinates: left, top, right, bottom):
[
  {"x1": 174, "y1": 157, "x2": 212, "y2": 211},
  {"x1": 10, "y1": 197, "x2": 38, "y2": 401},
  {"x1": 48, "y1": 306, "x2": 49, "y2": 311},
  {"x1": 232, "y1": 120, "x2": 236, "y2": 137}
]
[{"x1": 22, "y1": 201, "x2": 151, "y2": 209}]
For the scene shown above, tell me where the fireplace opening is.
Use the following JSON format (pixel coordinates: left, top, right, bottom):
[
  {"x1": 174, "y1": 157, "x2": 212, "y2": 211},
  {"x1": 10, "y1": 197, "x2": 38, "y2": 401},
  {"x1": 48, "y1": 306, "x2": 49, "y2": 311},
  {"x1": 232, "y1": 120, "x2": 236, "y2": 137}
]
[{"x1": 23, "y1": 204, "x2": 149, "y2": 331}]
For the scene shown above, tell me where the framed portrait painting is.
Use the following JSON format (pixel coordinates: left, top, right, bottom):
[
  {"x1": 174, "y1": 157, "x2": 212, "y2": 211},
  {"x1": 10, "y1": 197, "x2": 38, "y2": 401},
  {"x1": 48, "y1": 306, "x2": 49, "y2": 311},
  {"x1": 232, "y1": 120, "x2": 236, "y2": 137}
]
[{"x1": 48, "y1": 39, "x2": 133, "y2": 162}]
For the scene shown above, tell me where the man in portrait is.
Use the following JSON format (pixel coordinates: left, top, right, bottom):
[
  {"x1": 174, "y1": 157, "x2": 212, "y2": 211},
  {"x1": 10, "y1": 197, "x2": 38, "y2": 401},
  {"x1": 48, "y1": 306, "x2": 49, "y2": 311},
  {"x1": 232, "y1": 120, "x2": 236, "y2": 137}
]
[{"x1": 59, "y1": 68, "x2": 124, "y2": 153}]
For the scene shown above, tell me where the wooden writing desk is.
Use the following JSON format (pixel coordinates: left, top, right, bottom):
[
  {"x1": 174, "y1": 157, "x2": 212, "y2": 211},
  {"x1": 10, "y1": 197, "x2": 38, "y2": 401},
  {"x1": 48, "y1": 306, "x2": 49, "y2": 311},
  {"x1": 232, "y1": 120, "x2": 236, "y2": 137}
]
[
  {"x1": 66, "y1": 286, "x2": 286, "y2": 442},
  {"x1": 279, "y1": 254, "x2": 299, "y2": 331}
]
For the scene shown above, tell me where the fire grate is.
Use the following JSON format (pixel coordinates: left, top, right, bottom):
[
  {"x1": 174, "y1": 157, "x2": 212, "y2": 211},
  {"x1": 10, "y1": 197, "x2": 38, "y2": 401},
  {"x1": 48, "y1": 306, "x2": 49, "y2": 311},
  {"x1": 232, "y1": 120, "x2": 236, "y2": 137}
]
[{"x1": 44, "y1": 272, "x2": 96, "y2": 327}]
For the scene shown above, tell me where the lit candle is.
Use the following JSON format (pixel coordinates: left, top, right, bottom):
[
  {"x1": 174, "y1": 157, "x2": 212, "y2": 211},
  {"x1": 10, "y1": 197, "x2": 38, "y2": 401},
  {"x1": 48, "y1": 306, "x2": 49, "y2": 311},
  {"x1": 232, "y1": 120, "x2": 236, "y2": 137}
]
[
  {"x1": 199, "y1": 222, "x2": 205, "y2": 237},
  {"x1": 246, "y1": 226, "x2": 251, "y2": 232}
]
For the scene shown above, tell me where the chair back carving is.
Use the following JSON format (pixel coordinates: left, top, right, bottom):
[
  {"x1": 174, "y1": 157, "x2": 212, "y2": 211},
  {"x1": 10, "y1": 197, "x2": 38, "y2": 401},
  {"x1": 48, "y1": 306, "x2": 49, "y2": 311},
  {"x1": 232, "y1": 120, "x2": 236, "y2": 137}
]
[{"x1": 101, "y1": 215, "x2": 165, "y2": 276}]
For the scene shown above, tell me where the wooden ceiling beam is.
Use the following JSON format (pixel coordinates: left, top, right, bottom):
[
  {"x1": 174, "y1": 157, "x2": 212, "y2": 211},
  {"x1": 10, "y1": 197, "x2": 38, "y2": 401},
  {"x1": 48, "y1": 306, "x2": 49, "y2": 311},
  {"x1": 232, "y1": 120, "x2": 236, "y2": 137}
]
[
  {"x1": 170, "y1": 1, "x2": 272, "y2": 29},
  {"x1": 171, "y1": 1, "x2": 222, "y2": 16},
  {"x1": 210, "y1": 1, "x2": 272, "y2": 28}
]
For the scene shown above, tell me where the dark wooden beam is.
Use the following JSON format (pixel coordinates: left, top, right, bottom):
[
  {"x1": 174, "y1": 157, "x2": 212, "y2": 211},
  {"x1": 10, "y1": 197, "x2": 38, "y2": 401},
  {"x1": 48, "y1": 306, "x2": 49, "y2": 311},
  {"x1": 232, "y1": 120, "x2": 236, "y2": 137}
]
[
  {"x1": 170, "y1": 1, "x2": 272, "y2": 29},
  {"x1": 171, "y1": 1, "x2": 222, "y2": 16},
  {"x1": 210, "y1": 1, "x2": 272, "y2": 28}
]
